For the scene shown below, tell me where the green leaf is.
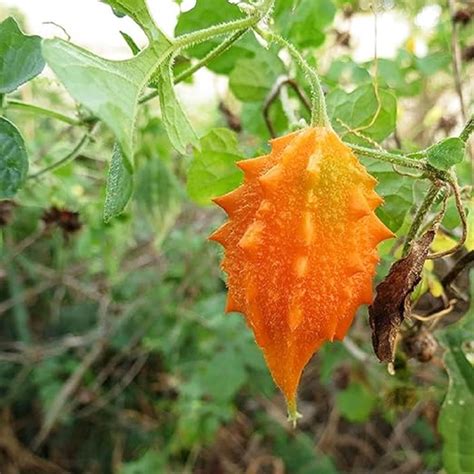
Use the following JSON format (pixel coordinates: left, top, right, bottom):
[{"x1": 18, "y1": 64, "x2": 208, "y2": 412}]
[
  {"x1": 438, "y1": 279, "x2": 474, "y2": 474},
  {"x1": 241, "y1": 100, "x2": 289, "y2": 140},
  {"x1": 104, "y1": 144, "x2": 133, "y2": 222},
  {"x1": 336, "y1": 383, "x2": 377, "y2": 423},
  {"x1": 201, "y1": 347, "x2": 247, "y2": 402},
  {"x1": 415, "y1": 52, "x2": 450, "y2": 76},
  {"x1": 120, "y1": 450, "x2": 167, "y2": 474},
  {"x1": 318, "y1": 342, "x2": 349, "y2": 385},
  {"x1": 324, "y1": 57, "x2": 371, "y2": 87},
  {"x1": 187, "y1": 128, "x2": 243, "y2": 205},
  {"x1": 42, "y1": 39, "x2": 171, "y2": 168},
  {"x1": 0, "y1": 17, "x2": 45, "y2": 93},
  {"x1": 0, "y1": 117, "x2": 28, "y2": 198},
  {"x1": 363, "y1": 160, "x2": 414, "y2": 233},
  {"x1": 376, "y1": 58, "x2": 421, "y2": 97},
  {"x1": 120, "y1": 31, "x2": 140, "y2": 55},
  {"x1": 441, "y1": 198, "x2": 468, "y2": 230},
  {"x1": 229, "y1": 51, "x2": 285, "y2": 102},
  {"x1": 274, "y1": 432, "x2": 339, "y2": 474},
  {"x1": 327, "y1": 84, "x2": 398, "y2": 142},
  {"x1": 427, "y1": 137, "x2": 465, "y2": 171},
  {"x1": 157, "y1": 59, "x2": 198, "y2": 154},
  {"x1": 275, "y1": 0, "x2": 336, "y2": 48},
  {"x1": 101, "y1": 0, "x2": 167, "y2": 43},
  {"x1": 175, "y1": 0, "x2": 259, "y2": 74}
]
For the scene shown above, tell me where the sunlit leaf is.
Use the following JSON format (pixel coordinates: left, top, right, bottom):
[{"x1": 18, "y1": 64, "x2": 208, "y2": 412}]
[
  {"x1": 275, "y1": 0, "x2": 336, "y2": 48},
  {"x1": 327, "y1": 84, "x2": 397, "y2": 142},
  {"x1": 42, "y1": 39, "x2": 171, "y2": 168},
  {"x1": 187, "y1": 128, "x2": 243, "y2": 205},
  {"x1": 363, "y1": 160, "x2": 414, "y2": 232},
  {"x1": 175, "y1": 0, "x2": 260, "y2": 74},
  {"x1": 157, "y1": 59, "x2": 198, "y2": 154},
  {"x1": 229, "y1": 50, "x2": 285, "y2": 102}
]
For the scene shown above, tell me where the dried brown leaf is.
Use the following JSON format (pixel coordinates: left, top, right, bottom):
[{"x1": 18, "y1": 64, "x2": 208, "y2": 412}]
[{"x1": 369, "y1": 230, "x2": 436, "y2": 363}]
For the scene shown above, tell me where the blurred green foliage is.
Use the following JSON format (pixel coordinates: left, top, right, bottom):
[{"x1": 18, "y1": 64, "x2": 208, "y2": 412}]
[{"x1": 0, "y1": 0, "x2": 472, "y2": 472}]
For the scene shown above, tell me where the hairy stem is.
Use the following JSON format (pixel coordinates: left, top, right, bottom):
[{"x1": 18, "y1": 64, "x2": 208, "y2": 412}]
[
  {"x1": 173, "y1": 0, "x2": 274, "y2": 51},
  {"x1": 459, "y1": 115, "x2": 474, "y2": 143},
  {"x1": 402, "y1": 183, "x2": 442, "y2": 256},
  {"x1": 175, "y1": 29, "x2": 247, "y2": 83},
  {"x1": 140, "y1": 29, "x2": 248, "y2": 104},
  {"x1": 28, "y1": 123, "x2": 98, "y2": 180},
  {"x1": 349, "y1": 144, "x2": 427, "y2": 171},
  {"x1": 7, "y1": 99, "x2": 83, "y2": 126},
  {"x1": 428, "y1": 174, "x2": 468, "y2": 259},
  {"x1": 263, "y1": 77, "x2": 312, "y2": 137},
  {"x1": 255, "y1": 28, "x2": 329, "y2": 127}
]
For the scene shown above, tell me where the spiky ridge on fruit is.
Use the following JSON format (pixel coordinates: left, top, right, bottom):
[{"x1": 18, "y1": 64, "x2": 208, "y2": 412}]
[{"x1": 210, "y1": 127, "x2": 393, "y2": 418}]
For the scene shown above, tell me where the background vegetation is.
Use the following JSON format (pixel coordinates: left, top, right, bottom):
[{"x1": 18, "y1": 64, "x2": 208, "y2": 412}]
[{"x1": 0, "y1": 0, "x2": 472, "y2": 473}]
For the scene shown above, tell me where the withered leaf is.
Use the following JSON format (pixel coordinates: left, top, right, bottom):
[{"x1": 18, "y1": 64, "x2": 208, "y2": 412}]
[{"x1": 369, "y1": 230, "x2": 436, "y2": 363}]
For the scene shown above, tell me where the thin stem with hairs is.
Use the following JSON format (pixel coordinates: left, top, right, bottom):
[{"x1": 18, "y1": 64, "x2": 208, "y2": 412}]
[
  {"x1": 28, "y1": 123, "x2": 99, "y2": 180},
  {"x1": 7, "y1": 99, "x2": 83, "y2": 126},
  {"x1": 402, "y1": 183, "x2": 443, "y2": 257},
  {"x1": 140, "y1": 29, "x2": 249, "y2": 104},
  {"x1": 254, "y1": 27, "x2": 329, "y2": 127},
  {"x1": 173, "y1": 0, "x2": 274, "y2": 51}
]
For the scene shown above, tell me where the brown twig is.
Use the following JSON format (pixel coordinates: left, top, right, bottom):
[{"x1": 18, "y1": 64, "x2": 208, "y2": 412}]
[
  {"x1": 0, "y1": 410, "x2": 66, "y2": 473},
  {"x1": 76, "y1": 353, "x2": 149, "y2": 419},
  {"x1": 375, "y1": 403, "x2": 425, "y2": 471},
  {"x1": 32, "y1": 297, "x2": 110, "y2": 450},
  {"x1": 428, "y1": 177, "x2": 468, "y2": 259},
  {"x1": 68, "y1": 317, "x2": 155, "y2": 415},
  {"x1": 0, "y1": 280, "x2": 56, "y2": 316},
  {"x1": 263, "y1": 76, "x2": 311, "y2": 137},
  {"x1": 442, "y1": 250, "x2": 474, "y2": 288},
  {"x1": 410, "y1": 299, "x2": 456, "y2": 322}
]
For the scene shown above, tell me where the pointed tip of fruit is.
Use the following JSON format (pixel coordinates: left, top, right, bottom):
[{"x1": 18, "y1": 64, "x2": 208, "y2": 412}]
[
  {"x1": 372, "y1": 218, "x2": 395, "y2": 244},
  {"x1": 269, "y1": 129, "x2": 300, "y2": 155},
  {"x1": 213, "y1": 188, "x2": 243, "y2": 215},
  {"x1": 287, "y1": 399, "x2": 302, "y2": 428},
  {"x1": 259, "y1": 164, "x2": 283, "y2": 194},
  {"x1": 348, "y1": 188, "x2": 372, "y2": 219},
  {"x1": 208, "y1": 224, "x2": 229, "y2": 245},
  {"x1": 236, "y1": 156, "x2": 267, "y2": 178}
]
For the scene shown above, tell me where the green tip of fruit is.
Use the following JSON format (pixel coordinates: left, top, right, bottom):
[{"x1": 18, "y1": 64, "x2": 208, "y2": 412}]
[{"x1": 287, "y1": 399, "x2": 302, "y2": 428}]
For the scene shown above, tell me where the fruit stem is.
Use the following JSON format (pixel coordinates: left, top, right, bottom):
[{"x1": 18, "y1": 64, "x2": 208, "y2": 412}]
[
  {"x1": 287, "y1": 398, "x2": 302, "y2": 428},
  {"x1": 254, "y1": 28, "x2": 329, "y2": 128}
]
